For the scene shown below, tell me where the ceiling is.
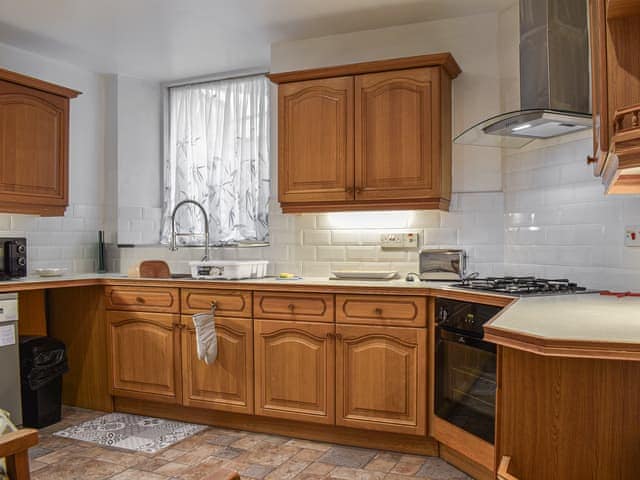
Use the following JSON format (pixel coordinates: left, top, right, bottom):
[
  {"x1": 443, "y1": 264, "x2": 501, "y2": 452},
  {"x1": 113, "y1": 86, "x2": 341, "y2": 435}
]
[{"x1": 0, "y1": 0, "x2": 515, "y2": 82}]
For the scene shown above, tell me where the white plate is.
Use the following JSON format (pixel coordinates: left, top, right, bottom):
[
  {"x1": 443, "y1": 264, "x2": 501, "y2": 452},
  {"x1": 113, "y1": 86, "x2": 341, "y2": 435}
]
[
  {"x1": 35, "y1": 268, "x2": 68, "y2": 277},
  {"x1": 331, "y1": 270, "x2": 399, "y2": 280}
]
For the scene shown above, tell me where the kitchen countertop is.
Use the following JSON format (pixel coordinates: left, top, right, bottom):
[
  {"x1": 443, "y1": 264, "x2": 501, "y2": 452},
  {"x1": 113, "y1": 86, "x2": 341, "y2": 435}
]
[
  {"x1": 4, "y1": 273, "x2": 639, "y2": 360},
  {"x1": 0, "y1": 273, "x2": 509, "y2": 296},
  {"x1": 485, "y1": 293, "x2": 640, "y2": 360}
]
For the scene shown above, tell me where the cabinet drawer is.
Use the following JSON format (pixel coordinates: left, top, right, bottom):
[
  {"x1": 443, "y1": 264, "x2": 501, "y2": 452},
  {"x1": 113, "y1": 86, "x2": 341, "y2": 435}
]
[
  {"x1": 254, "y1": 292, "x2": 334, "y2": 322},
  {"x1": 336, "y1": 294, "x2": 426, "y2": 327},
  {"x1": 105, "y1": 286, "x2": 179, "y2": 313},
  {"x1": 181, "y1": 289, "x2": 252, "y2": 317}
]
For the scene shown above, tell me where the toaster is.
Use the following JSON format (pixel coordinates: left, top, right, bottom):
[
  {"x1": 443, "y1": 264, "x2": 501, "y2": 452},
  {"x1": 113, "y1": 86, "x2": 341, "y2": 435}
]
[{"x1": 419, "y1": 248, "x2": 467, "y2": 281}]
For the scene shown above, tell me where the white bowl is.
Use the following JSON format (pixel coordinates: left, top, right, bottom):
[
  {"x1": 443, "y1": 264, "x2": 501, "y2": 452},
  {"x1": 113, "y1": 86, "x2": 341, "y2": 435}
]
[{"x1": 34, "y1": 268, "x2": 68, "y2": 277}]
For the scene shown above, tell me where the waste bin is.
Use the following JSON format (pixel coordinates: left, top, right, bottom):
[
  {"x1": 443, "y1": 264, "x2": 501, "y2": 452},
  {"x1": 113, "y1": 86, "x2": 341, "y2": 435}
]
[{"x1": 19, "y1": 336, "x2": 68, "y2": 428}]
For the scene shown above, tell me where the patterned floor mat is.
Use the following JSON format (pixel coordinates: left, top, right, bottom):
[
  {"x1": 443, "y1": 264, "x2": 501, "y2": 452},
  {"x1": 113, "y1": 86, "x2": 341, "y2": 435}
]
[{"x1": 53, "y1": 412, "x2": 207, "y2": 453}]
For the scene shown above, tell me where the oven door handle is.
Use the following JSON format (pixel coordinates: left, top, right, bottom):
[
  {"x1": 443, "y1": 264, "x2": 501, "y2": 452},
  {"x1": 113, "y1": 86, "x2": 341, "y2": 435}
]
[{"x1": 437, "y1": 327, "x2": 496, "y2": 353}]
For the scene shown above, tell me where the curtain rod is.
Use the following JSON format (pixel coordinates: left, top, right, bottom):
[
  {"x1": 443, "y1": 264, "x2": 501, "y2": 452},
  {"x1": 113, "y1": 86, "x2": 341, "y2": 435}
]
[{"x1": 164, "y1": 67, "x2": 270, "y2": 89}]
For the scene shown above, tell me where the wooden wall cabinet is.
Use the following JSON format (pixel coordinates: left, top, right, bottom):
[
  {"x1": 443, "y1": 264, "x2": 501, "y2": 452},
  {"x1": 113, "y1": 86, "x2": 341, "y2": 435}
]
[
  {"x1": 182, "y1": 316, "x2": 254, "y2": 414},
  {"x1": 0, "y1": 68, "x2": 80, "y2": 216},
  {"x1": 336, "y1": 324, "x2": 427, "y2": 435},
  {"x1": 270, "y1": 54, "x2": 460, "y2": 213},
  {"x1": 107, "y1": 311, "x2": 182, "y2": 404},
  {"x1": 588, "y1": 2, "x2": 640, "y2": 193}
]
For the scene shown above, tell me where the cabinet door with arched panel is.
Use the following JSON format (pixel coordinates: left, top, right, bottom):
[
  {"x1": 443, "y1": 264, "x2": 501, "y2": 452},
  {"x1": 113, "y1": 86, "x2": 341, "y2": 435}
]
[
  {"x1": 336, "y1": 324, "x2": 427, "y2": 435},
  {"x1": 182, "y1": 316, "x2": 254, "y2": 414},
  {"x1": 278, "y1": 76, "x2": 354, "y2": 204},
  {"x1": 254, "y1": 319, "x2": 335, "y2": 424}
]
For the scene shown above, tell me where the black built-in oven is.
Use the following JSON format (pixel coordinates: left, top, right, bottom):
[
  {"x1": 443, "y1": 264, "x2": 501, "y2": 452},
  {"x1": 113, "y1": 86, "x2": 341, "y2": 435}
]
[{"x1": 434, "y1": 298, "x2": 501, "y2": 444}]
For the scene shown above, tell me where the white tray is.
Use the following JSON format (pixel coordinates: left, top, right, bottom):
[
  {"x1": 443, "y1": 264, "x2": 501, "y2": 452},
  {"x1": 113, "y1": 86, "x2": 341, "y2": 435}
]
[
  {"x1": 189, "y1": 260, "x2": 268, "y2": 280},
  {"x1": 331, "y1": 270, "x2": 398, "y2": 280}
]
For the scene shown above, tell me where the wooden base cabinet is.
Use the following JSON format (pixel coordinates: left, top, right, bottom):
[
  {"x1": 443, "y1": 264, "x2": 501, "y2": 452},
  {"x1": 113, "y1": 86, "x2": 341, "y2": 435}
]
[
  {"x1": 107, "y1": 311, "x2": 181, "y2": 404},
  {"x1": 182, "y1": 316, "x2": 254, "y2": 414},
  {"x1": 254, "y1": 320, "x2": 335, "y2": 424},
  {"x1": 336, "y1": 324, "x2": 427, "y2": 435},
  {"x1": 497, "y1": 347, "x2": 640, "y2": 479}
]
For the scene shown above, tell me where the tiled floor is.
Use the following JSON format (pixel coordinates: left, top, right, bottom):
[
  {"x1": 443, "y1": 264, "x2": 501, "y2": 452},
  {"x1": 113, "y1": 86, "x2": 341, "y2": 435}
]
[{"x1": 29, "y1": 406, "x2": 471, "y2": 480}]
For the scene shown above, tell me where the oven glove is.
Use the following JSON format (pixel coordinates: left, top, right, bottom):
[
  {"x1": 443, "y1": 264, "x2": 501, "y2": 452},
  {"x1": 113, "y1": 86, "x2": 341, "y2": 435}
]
[{"x1": 192, "y1": 311, "x2": 218, "y2": 364}]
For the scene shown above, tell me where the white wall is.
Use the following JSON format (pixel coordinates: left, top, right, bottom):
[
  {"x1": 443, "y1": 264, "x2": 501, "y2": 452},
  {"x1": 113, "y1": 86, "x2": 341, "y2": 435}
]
[
  {"x1": 0, "y1": 41, "x2": 110, "y2": 273},
  {"x1": 113, "y1": 12, "x2": 509, "y2": 276},
  {"x1": 105, "y1": 5, "x2": 640, "y2": 290},
  {"x1": 116, "y1": 76, "x2": 164, "y2": 245}
]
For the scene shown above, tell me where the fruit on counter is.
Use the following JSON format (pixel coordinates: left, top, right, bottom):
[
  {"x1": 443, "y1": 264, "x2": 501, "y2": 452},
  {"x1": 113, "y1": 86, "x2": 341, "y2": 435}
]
[{"x1": 278, "y1": 272, "x2": 297, "y2": 279}]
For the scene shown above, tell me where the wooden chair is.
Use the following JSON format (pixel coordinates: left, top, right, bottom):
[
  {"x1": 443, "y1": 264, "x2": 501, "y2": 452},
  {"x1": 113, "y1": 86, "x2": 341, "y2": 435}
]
[{"x1": 0, "y1": 429, "x2": 39, "y2": 480}]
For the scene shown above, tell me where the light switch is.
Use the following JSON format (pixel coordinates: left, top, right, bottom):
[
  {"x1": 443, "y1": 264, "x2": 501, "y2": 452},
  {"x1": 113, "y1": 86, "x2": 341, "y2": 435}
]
[
  {"x1": 380, "y1": 232, "x2": 404, "y2": 248},
  {"x1": 380, "y1": 232, "x2": 420, "y2": 249}
]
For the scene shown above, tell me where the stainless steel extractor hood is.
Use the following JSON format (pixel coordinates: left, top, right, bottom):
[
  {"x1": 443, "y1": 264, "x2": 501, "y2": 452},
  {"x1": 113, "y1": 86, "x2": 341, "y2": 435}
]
[{"x1": 454, "y1": 0, "x2": 592, "y2": 149}]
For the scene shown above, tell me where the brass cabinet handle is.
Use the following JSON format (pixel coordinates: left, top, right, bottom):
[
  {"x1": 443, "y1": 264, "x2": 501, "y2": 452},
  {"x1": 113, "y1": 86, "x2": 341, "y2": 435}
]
[
  {"x1": 135, "y1": 296, "x2": 145, "y2": 304},
  {"x1": 587, "y1": 155, "x2": 597, "y2": 165},
  {"x1": 355, "y1": 187, "x2": 362, "y2": 194},
  {"x1": 374, "y1": 308, "x2": 383, "y2": 316},
  {"x1": 288, "y1": 303, "x2": 295, "y2": 311},
  {"x1": 346, "y1": 186, "x2": 354, "y2": 194}
]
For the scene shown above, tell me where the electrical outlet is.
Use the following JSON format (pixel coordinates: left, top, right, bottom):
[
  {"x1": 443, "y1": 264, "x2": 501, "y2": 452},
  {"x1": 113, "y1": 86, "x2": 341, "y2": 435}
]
[
  {"x1": 625, "y1": 226, "x2": 640, "y2": 247},
  {"x1": 380, "y1": 232, "x2": 420, "y2": 249},
  {"x1": 403, "y1": 231, "x2": 419, "y2": 248}
]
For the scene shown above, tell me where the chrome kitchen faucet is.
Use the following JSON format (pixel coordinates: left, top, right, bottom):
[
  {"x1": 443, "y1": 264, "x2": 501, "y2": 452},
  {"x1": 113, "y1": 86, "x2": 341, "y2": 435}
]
[{"x1": 169, "y1": 199, "x2": 210, "y2": 261}]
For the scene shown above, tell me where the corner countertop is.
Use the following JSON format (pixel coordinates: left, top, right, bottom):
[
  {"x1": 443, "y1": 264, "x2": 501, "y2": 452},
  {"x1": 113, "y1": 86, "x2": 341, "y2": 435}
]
[
  {"x1": 485, "y1": 293, "x2": 640, "y2": 360},
  {"x1": 4, "y1": 273, "x2": 639, "y2": 360}
]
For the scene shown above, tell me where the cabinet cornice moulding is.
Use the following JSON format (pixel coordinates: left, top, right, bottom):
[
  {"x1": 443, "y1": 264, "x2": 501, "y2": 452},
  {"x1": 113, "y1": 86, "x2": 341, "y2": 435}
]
[
  {"x1": 0, "y1": 67, "x2": 81, "y2": 98},
  {"x1": 268, "y1": 52, "x2": 461, "y2": 84}
]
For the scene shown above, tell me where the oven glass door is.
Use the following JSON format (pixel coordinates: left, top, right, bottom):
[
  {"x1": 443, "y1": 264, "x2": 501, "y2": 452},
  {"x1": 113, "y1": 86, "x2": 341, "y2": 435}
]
[{"x1": 435, "y1": 327, "x2": 497, "y2": 443}]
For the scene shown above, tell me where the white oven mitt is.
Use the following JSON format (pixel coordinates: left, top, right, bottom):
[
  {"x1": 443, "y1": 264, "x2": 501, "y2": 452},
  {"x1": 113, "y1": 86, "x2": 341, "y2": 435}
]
[{"x1": 192, "y1": 310, "x2": 218, "y2": 364}]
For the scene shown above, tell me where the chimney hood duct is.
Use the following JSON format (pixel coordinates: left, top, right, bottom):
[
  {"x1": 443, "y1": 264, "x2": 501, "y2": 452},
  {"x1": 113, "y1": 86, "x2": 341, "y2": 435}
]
[{"x1": 454, "y1": 0, "x2": 592, "y2": 149}]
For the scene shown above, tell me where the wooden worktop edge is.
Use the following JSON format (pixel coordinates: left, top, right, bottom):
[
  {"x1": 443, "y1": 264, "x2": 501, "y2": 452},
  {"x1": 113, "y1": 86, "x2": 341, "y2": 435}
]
[
  {"x1": 484, "y1": 325, "x2": 640, "y2": 361},
  {"x1": 0, "y1": 276, "x2": 515, "y2": 302}
]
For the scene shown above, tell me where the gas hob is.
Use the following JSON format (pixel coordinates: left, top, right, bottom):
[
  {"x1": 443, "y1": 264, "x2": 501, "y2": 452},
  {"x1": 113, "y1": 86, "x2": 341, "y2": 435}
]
[{"x1": 451, "y1": 276, "x2": 590, "y2": 296}]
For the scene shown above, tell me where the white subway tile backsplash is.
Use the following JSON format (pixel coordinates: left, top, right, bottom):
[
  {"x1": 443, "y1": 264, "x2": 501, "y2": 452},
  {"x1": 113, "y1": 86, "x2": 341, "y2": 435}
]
[
  {"x1": 302, "y1": 262, "x2": 332, "y2": 277},
  {"x1": 291, "y1": 246, "x2": 316, "y2": 261},
  {"x1": 303, "y1": 230, "x2": 331, "y2": 245},
  {"x1": 423, "y1": 227, "x2": 458, "y2": 245},
  {"x1": 345, "y1": 246, "x2": 379, "y2": 261},
  {"x1": 10, "y1": 215, "x2": 37, "y2": 232},
  {"x1": 317, "y1": 246, "x2": 346, "y2": 261},
  {"x1": 331, "y1": 230, "x2": 361, "y2": 245},
  {"x1": 408, "y1": 211, "x2": 440, "y2": 228},
  {"x1": 61, "y1": 217, "x2": 85, "y2": 232}
]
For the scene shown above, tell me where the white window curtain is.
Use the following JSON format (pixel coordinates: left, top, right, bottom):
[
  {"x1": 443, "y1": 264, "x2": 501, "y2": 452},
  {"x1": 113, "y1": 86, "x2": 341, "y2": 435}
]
[{"x1": 161, "y1": 74, "x2": 270, "y2": 245}]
